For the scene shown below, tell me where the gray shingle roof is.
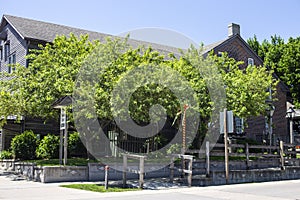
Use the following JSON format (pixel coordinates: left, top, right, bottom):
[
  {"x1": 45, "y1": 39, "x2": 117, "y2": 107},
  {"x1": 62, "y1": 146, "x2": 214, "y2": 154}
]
[
  {"x1": 1, "y1": 14, "x2": 182, "y2": 56},
  {"x1": 202, "y1": 39, "x2": 227, "y2": 54},
  {"x1": 3, "y1": 15, "x2": 110, "y2": 43}
]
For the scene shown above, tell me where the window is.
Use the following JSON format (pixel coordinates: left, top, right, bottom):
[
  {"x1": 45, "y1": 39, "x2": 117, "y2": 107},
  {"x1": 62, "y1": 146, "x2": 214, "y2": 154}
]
[
  {"x1": 217, "y1": 51, "x2": 223, "y2": 57},
  {"x1": 248, "y1": 57, "x2": 254, "y2": 66},
  {"x1": 235, "y1": 117, "x2": 244, "y2": 134},
  {"x1": 0, "y1": 46, "x2": 2, "y2": 60},
  {"x1": 4, "y1": 42, "x2": 10, "y2": 61},
  {"x1": 8, "y1": 53, "x2": 16, "y2": 73}
]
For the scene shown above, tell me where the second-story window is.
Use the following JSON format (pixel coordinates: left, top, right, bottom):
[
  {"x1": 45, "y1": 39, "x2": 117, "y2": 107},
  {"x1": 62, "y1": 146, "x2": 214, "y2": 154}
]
[
  {"x1": 248, "y1": 57, "x2": 254, "y2": 66},
  {"x1": 4, "y1": 42, "x2": 10, "y2": 62},
  {"x1": 8, "y1": 53, "x2": 16, "y2": 73},
  {"x1": 0, "y1": 46, "x2": 3, "y2": 60}
]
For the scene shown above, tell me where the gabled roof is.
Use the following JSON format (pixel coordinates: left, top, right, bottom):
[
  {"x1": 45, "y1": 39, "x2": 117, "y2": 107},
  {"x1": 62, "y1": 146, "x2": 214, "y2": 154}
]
[
  {"x1": 202, "y1": 39, "x2": 227, "y2": 55},
  {"x1": 0, "y1": 14, "x2": 181, "y2": 55},
  {"x1": 52, "y1": 95, "x2": 74, "y2": 108},
  {"x1": 1, "y1": 15, "x2": 110, "y2": 43}
]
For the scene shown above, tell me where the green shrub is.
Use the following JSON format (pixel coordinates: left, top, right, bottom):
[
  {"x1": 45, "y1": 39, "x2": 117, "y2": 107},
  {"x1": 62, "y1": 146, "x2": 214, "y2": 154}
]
[
  {"x1": 167, "y1": 143, "x2": 182, "y2": 155},
  {"x1": 68, "y1": 132, "x2": 87, "y2": 158},
  {"x1": 11, "y1": 130, "x2": 38, "y2": 160},
  {"x1": 236, "y1": 148, "x2": 244, "y2": 154},
  {"x1": 0, "y1": 150, "x2": 13, "y2": 159},
  {"x1": 36, "y1": 134, "x2": 59, "y2": 159}
]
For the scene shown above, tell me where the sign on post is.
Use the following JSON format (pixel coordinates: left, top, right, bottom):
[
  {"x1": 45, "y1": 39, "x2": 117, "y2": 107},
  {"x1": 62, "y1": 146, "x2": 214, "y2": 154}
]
[
  {"x1": 220, "y1": 110, "x2": 234, "y2": 134},
  {"x1": 60, "y1": 108, "x2": 66, "y2": 130}
]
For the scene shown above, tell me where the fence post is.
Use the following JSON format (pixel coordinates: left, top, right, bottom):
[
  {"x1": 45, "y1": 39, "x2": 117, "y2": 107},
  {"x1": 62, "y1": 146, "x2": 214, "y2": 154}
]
[
  {"x1": 187, "y1": 157, "x2": 193, "y2": 187},
  {"x1": 123, "y1": 155, "x2": 127, "y2": 187},
  {"x1": 139, "y1": 157, "x2": 144, "y2": 189},
  {"x1": 245, "y1": 143, "x2": 249, "y2": 170},
  {"x1": 104, "y1": 165, "x2": 109, "y2": 190},
  {"x1": 279, "y1": 141, "x2": 285, "y2": 170},
  {"x1": 224, "y1": 108, "x2": 229, "y2": 184},
  {"x1": 206, "y1": 141, "x2": 210, "y2": 177},
  {"x1": 170, "y1": 156, "x2": 174, "y2": 182}
]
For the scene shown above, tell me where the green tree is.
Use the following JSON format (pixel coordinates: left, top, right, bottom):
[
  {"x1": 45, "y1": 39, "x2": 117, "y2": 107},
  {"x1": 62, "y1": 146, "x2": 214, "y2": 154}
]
[
  {"x1": 247, "y1": 35, "x2": 300, "y2": 107},
  {"x1": 0, "y1": 35, "x2": 275, "y2": 147},
  {"x1": 0, "y1": 33, "x2": 98, "y2": 126}
]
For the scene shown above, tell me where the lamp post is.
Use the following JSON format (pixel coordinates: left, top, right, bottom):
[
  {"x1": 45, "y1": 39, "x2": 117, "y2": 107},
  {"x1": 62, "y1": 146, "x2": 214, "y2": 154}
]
[
  {"x1": 286, "y1": 107, "x2": 296, "y2": 144},
  {"x1": 265, "y1": 101, "x2": 275, "y2": 146},
  {"x1": 268, "y1": 105, "x2": 275, "y2": 146}
]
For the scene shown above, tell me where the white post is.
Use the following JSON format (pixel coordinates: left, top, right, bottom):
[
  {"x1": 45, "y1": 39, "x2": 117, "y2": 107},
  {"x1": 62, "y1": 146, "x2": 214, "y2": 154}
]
[
  {"x1": 63, "y1": 109, "x2": 68, "y2": 166},
  {"x1": 206, "y1": 141, "x2": 210, "y2": 177},
  {"x1": 123, "y1": 155, "x2": 127, "y2": 187},
  {"x1": 139, "y1": 157, "x2": 144, "y2": 189},
  {"x1": 290, "y1": 119, "x2": 294, "y2": 144}
]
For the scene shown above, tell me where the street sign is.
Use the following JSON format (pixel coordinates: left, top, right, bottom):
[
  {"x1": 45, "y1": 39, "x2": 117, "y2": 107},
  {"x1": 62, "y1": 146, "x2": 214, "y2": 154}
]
[
  {"x1": 220, "y1": 110, "x2": 234, "y2": 133},
  {"x1": 60, "y1": 108, "x2": 66, "y2": 130}
]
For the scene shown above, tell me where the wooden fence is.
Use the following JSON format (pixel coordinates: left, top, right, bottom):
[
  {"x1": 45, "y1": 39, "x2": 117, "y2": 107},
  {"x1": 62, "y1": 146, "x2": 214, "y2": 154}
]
[{"x1": 186, "y1": 141, "x2": 299, "y2": 176}]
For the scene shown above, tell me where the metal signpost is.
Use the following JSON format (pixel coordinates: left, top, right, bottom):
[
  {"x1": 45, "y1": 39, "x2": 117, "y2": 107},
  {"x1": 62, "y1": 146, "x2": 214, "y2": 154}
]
[
  {"x1": 60, "y1": 108, "x2": 68, "y2": 166},
  {"x1": 52, "y1": 96, "x2": 73, "y2": 166},
  {"x1": 220, "y1": 109, "x2": 234, "y2": 184}
]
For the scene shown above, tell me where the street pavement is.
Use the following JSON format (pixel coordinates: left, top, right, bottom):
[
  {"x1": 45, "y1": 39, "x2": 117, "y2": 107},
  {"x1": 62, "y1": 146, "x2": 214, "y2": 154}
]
[{"x1": 0, "y1": 174, "x2": 300, "y2": 200}]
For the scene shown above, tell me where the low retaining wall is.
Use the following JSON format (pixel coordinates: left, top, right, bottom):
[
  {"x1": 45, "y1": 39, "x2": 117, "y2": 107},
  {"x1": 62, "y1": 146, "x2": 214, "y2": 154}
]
[
  {"x1": 40, "y1": 166, "x2": 88, "y2": 183},
  {"x1": 1, "y1": 160, "x2": 300, "y2": 185},
  {"x1": 88, "y1": 163, "x2": 178, "y2": 181},
  {"x1": 193, "y1": 166, "x2": 300, "y2": 186}
]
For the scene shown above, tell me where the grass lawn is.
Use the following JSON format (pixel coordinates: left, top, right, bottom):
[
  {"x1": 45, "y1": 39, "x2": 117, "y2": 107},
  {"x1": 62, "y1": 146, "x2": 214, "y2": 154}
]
[{"x1": 61, "y1": 184, "x2": 141, "y2": 192}]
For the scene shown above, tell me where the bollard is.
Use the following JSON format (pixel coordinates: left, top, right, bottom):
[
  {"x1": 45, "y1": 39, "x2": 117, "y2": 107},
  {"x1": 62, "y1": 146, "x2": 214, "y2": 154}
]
[{"x1": 104, "y1": 165, "x2": 109, "y2": 190}]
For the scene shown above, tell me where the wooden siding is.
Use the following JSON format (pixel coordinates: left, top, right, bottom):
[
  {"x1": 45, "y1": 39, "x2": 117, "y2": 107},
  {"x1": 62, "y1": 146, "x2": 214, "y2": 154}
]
[
  {"x1": 0, "y1": 23, "x2": 28, "y2": 72},
  {"x1": 1, "y1": 118, "x2": 60, "y2": 150}
]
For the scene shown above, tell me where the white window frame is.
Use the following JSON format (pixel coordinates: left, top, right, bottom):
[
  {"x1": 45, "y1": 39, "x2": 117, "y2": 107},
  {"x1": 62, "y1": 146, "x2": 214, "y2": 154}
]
[
  {"x1": 8, "y1": 52, "x2": 16, "y2": 73},
  {"x1": 248, "y1": 57, "x2": 254, "y2": 66},
  {"x1": 235, "y1": 117, "x2": 244, "y2": 134}
]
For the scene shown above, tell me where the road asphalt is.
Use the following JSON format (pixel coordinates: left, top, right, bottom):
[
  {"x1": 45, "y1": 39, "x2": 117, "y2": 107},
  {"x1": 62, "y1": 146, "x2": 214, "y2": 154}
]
[{"x1": 0, "y1": 174, "x2": 299, "y2": 200}]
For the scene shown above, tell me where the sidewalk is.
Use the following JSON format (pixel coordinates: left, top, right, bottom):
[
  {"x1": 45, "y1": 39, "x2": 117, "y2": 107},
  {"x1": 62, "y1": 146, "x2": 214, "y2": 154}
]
[
  {"x1": 0, "y1": 172, "x2": 300, "y2": 200},
  {"x1": 0, "y1": 173, "x2": 185, "y2": 200}
]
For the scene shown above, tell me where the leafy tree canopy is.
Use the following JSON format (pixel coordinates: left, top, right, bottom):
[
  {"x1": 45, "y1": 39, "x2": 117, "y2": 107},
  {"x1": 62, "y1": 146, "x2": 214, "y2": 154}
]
[
  {"x1": 247, "y1": 35, "x2": 300, "y2": 107},
  {"x1": 0, "y1": 34, "x2": 275, "y2": 132}
]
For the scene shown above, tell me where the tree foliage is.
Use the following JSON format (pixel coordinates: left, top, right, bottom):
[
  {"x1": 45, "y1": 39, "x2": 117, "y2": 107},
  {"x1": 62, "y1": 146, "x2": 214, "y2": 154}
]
[
  {"x1": 0, "y1": 33, "x2": 97, "y2": 125},
  {"x1": 247, "y1": 35, "x2": 300, "y2": 107},
  {"x1": 0, "y1": 34, "x2": 275, "y2": 137}
]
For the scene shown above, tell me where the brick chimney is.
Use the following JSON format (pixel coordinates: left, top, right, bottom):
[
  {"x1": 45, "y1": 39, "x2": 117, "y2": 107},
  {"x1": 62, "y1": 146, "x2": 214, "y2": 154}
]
[{"x1": 228, "y1": 23, "x2": 240, "y2": 37}]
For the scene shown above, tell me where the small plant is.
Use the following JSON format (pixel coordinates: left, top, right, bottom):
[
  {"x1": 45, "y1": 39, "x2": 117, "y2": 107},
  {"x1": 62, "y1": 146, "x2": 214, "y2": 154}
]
[
  {"x1": 36, "y1": 134, "x2": 59, "y2": 159},
  {"x1": 68, "y1": 132, "x2": 87, "y2": 158},
  {"x1": 167, "y1": 143, "x2": 182, "y2": 154},
  {"x1": 11, "y1": 130, "x2": 38, "y2": 160},
  {"x1": 0, "y1": 150, "x2": 13, "y2": 159},
  {"x1": 236, "y1": 148, "x2": 244, "y2": 154}
]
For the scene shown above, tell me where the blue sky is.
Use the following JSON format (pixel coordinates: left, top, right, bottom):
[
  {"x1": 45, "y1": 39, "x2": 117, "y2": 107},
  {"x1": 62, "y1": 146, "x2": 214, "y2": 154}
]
[{"x1": 0, "y1": 0, "x2": 299, "y2": 47}]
